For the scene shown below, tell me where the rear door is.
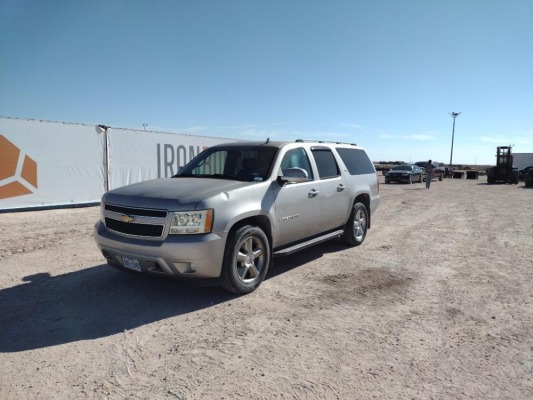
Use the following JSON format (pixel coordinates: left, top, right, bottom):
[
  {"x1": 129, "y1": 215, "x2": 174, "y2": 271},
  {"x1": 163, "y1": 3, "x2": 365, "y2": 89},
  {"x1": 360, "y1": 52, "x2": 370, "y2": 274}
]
[{"x1": 311, "y1": 147, "x2": 350, "y2": 230}]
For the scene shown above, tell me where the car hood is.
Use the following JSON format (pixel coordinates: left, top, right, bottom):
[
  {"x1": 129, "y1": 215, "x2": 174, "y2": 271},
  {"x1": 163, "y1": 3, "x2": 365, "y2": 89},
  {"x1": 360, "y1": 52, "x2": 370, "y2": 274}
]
[{"x1": 103, "y1": 177, "x2": 258, "y2": 210}]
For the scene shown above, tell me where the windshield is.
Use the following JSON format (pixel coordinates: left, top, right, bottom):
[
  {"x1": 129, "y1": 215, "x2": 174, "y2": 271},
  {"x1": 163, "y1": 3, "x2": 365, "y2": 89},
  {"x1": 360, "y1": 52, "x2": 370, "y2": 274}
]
[
  {"x1": 391, "y1": 165, "x2": 413, "y2": 171},
  {"x1": 176, "y1": 145, "x2": 278, "y2": 182}
]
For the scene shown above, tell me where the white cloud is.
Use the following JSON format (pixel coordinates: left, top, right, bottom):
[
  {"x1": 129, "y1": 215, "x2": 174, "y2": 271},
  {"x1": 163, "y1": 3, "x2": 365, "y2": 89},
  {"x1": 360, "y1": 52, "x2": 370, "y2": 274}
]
[
  {"x1": 338, "y1": 123, "x2": 365, "y2": 130},
  {"x1": 480, "y1": 136, "x2": 508, "y2": 144},
  {"x1": 183, "y1": 126, "x2": 210, "y2": 132},
  {"x1": 378, "y1": 131, "x2": 435, "y2": 141},
  {"x1": 509, "y1": 130, "x2": 533, "y2": 137},
  {"x1": 480, "y1": 134, "x2": 533, "y2": 146},
  {"x1": 175, "y1": 123, "x2": 362, "y2": 144},
  {"x1": 403, "y1": 134, "x2": 434, "y2": 141}
]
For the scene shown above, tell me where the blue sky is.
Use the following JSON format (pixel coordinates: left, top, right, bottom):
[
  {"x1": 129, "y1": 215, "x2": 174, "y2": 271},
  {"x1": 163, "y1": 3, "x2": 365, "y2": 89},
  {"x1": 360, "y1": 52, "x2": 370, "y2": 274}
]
[{"x1": 1, "y1": 0, "x2": 532, "y2": 165}]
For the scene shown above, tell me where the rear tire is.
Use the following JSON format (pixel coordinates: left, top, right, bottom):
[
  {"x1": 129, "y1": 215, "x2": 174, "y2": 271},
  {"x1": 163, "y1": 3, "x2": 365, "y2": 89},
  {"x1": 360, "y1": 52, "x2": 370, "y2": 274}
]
[
  {"x1": 219, "y1": 225, "x2": 271, "y2": 294},
  {"x1": 342, "y1": 203, "x2": 368, "y2": 247}
]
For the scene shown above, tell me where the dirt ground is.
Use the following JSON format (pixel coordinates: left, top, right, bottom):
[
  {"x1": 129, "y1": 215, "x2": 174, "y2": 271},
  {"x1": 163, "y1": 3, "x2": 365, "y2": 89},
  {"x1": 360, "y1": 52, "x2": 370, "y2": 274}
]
[{"x1": 1, "y1": 176, "x2": 532, "y2": 400}]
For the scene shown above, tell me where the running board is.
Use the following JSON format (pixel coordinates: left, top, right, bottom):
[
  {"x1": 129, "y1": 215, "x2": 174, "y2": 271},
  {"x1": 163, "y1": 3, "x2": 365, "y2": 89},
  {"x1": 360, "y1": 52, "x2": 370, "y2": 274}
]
[{"x1": 273, "y1": 229, "x2": 344, "y2": 257}]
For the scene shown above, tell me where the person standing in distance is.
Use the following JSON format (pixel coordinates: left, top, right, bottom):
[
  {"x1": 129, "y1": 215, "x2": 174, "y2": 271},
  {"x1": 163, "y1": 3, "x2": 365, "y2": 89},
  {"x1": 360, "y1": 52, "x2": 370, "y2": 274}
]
[{"x1": 425, "y1": 159, "x2": 435, "y2": 189}]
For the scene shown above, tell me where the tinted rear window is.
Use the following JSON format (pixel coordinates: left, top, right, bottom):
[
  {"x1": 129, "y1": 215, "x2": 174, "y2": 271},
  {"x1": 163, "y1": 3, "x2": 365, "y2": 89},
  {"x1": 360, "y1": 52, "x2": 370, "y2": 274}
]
[
  {"x1": 336, "y1": 148, "x2": 375, "y2": 175},
  {"x1": 312, "y1": 149, "x2": 340, "y2": 179},
  {"x1": 392, "y1": 165, "x2": 413, "y2": 171}
]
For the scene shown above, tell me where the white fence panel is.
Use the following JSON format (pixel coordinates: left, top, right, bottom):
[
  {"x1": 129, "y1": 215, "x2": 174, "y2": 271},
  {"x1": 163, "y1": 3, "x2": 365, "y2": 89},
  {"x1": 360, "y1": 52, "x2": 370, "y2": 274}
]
[
  {"x1": 1, "y1": 118, "x2": 241, "y2": 210},
  {"x1": 106, "y1": 128, "x2": 238, "y2": 190},
  {"x1": 0, "y1": 118, "x2": 105, "y2": 210}
]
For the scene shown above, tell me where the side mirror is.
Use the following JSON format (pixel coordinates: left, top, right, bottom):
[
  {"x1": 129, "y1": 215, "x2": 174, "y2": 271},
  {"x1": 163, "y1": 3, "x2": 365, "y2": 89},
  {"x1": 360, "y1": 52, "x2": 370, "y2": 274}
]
[{"x1": 277, "y1": 167, "x2": 308, "y2": 185}]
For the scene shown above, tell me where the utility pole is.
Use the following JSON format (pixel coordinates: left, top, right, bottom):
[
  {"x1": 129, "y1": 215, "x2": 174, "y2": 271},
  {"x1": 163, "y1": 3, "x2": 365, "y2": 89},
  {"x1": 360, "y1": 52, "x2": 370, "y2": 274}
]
[{"x1": 449, "y1": 112, "x2": 461, "y2": 166}]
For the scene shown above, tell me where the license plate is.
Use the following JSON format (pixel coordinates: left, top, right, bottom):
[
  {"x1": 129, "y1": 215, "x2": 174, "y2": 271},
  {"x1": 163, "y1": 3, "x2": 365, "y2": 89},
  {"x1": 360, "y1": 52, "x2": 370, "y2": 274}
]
[{"x1": 122, "y1": 256, "x2": 142, "y2": 272}]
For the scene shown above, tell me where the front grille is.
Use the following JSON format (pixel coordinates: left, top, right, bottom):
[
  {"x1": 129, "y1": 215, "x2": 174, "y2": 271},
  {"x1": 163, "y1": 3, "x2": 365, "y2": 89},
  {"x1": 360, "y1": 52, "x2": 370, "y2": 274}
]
[
  {"x1": 105, "y1": 217, "x2": 165, "y2": 237},
  {"x1": 105, "y1": 204, "x2": 167, "y2": 218}
]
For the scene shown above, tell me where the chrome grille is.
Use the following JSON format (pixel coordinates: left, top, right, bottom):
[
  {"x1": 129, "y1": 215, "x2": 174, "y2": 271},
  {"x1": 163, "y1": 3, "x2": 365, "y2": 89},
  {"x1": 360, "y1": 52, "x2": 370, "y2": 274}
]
[
  {"x1": 105, "y1": 204, "x2": 167, "y2": 218},
  {"x1": 104, "y1": 203, "x2": 167, "y2": 238},
  {"x1": 105, "y1": 218, "x2": 165, "y2": 237}
]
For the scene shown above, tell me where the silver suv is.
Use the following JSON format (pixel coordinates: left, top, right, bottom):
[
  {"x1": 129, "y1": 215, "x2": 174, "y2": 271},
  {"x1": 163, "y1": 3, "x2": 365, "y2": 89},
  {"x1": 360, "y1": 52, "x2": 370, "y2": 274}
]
[{"x1": 94, "y1": 140, "x2": 380, "y2": 294}]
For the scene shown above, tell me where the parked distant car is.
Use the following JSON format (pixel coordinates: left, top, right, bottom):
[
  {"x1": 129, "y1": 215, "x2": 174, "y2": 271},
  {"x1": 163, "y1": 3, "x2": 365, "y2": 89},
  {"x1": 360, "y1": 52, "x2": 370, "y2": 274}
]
[
  {"x1": 384, "y1": 164, "x2": 424, "y2": 184},
  {"x1": 444, "y1": 167, "x2": 454, "y2": 178},
  {"x1": 519, "y1": 166, "x2": 533, "y2": 181},
  {"x1": 415, "y1": 161, "x2": 445, "y2": 181}
]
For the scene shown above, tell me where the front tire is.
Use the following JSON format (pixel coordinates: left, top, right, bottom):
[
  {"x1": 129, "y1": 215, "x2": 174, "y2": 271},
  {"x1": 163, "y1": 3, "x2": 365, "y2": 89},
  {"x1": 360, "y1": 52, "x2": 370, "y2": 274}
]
[
  {"x1": 342, "y1": 203, "x2": 368, "y2": 247},
  {"x1": 220, "y1": 225, "x2": 271, "y2": 294}
]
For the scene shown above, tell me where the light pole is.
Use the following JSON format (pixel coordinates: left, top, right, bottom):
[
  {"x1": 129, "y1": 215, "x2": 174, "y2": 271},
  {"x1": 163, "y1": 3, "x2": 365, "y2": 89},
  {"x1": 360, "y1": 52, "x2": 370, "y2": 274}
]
[{"x1": 449, "y1": 112, "x2": 461, "y2": 166}]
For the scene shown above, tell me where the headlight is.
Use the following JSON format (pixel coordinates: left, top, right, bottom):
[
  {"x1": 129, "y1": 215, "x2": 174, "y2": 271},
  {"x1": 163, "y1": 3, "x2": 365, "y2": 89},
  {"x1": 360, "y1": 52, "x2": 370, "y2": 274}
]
[
  {"x1": 169, "y1": 209, "x2": 214, "y2": 234},
  {"x1": 100, "y1": 200, "x2": 105, "y2": 223}
]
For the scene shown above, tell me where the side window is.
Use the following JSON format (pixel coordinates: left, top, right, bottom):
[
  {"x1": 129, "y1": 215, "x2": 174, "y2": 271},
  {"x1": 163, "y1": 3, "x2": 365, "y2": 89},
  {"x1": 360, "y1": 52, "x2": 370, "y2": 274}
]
[
  {"x1": 336, "y1": 148, "x2": 375, "y2": 175},
  {"x1": 280, "y1": 148, "x2": 314, "y2": 180},
  {"x1": 312, "y1": 148, "x2": 340, "y2": 179}
]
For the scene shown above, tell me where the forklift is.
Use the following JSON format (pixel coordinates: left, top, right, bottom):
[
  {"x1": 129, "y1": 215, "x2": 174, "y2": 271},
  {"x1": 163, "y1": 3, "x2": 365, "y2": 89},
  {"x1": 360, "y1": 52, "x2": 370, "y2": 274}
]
[{"x1": 486, "y1": 146, "x2": 519, "y2": 184}]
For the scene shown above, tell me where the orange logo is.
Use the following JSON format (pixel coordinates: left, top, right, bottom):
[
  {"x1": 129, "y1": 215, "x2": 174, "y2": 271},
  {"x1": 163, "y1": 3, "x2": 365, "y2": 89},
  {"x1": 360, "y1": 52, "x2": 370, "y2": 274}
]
[{"x1": 0, "y1": 135, "x2": 38, "y2": 200}]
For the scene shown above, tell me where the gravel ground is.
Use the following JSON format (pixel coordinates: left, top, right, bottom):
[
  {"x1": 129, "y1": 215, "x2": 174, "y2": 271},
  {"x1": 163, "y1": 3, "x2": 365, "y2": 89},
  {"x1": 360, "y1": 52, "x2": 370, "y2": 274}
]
[{"x1": 1, "y1": 175, "x2": 532, "y2": 400}]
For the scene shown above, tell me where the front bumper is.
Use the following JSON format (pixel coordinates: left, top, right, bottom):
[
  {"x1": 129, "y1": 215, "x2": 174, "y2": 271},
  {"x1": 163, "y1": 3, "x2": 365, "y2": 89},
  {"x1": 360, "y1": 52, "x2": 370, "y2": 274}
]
[
  {"x1": 385, "y1": 174, "x2": 411, "y2": 183},
  {"x1": 94, "y1": 221, "x2": 226, "y2": 279}
]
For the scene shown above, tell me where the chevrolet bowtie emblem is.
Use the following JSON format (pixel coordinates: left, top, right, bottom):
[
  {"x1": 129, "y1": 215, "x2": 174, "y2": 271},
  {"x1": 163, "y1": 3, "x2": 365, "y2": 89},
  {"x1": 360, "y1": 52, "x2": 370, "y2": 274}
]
[{"x1": 120, "y1": 214, "x2": 135, "y2": 223}]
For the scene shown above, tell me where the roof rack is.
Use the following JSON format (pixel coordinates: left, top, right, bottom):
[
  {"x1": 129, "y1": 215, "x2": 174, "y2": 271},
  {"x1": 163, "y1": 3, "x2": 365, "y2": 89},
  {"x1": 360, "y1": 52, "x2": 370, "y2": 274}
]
[{"x1": 294, "y1": 139, "x2": 357, "y2": 146}]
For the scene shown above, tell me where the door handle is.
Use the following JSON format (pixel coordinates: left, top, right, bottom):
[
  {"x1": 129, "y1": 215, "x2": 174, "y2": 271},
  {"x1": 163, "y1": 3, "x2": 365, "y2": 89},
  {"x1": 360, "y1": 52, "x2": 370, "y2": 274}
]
[
  {"x1": 337, "y1": 184, "x2": 345, "y2": 192},
  {"x1": 308, "y1": 189, "x2": 319, "y2": 197}
]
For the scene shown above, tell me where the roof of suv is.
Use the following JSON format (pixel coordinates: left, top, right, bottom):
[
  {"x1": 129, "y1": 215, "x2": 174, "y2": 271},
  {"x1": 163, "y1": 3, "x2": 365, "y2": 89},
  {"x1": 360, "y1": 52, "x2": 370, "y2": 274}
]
[{"x1": 212, "y1": 139, "x2": 361, "y2": 149}]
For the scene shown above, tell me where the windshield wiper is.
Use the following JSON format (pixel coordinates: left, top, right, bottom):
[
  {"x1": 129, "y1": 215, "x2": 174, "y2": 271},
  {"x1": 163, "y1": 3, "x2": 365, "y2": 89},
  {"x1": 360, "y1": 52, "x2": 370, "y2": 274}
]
[
  {"x1": 212, "y1": 173, "x2": 241, "y2": 180},
  {"x1": 174, "y1": 173, "x2": 241, "y2": 180}
]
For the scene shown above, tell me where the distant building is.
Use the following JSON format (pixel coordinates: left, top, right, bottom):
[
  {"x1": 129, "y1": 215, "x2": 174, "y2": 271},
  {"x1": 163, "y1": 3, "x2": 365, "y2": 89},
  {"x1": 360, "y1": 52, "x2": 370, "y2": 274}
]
[{"x1": 513, "y1": 153, "x2": 533, "y2": 170}]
